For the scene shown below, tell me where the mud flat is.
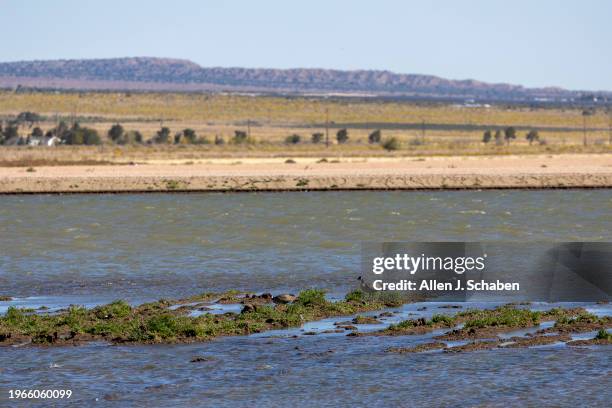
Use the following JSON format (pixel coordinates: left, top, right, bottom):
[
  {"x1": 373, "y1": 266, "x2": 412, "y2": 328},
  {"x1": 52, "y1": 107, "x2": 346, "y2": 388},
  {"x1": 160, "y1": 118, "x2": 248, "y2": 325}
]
[
  {"x1": 0, "y1": 289, "x2": 403, "y2": 347},
  {"x1": 0, "y1": 153, "x2": 611, "y2": 193},
  {"x1": 382, "y1": 306, "x2": 612, "y2": 354},
  {"x1": 2, "y1": 290, "x2": 610, "y2": 358}
]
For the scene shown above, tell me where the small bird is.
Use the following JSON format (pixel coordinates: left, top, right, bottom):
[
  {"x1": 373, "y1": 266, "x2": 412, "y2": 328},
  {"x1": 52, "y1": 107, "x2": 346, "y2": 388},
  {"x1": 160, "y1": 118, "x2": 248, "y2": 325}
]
[{"x1": 357, "y1": 276, "x2": 373, "y2": 292}]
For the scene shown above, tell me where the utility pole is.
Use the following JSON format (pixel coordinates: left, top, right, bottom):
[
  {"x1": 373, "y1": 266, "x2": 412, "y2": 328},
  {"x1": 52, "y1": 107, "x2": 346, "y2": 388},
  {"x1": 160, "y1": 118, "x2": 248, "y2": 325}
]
[
  {"x1": 72, "y1": 102, "x2": 78, "y2": 127},
  {"x1": 161, "y1": 93, "x2": 170, "y2": 128},
  {"x1": 582, "y1": 110, "x2": 588, "y2": 147},
  {"x1": 325, "y1": 108, "x2": 329, "y2": 148},
  {"x1": 421, "y1": 119, "x2": 426, "y2": 144}
]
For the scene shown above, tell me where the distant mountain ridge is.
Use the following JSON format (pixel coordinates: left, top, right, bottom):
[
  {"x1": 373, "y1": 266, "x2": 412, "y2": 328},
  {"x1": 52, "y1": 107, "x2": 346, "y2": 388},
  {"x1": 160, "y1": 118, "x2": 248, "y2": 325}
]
[{"x1": 0, "y1": 57, "x2": 607, "y2": 101}]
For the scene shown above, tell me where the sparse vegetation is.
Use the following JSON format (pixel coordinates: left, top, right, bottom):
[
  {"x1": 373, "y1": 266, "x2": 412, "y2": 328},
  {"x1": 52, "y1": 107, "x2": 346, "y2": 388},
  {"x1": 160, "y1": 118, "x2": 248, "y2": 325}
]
[
  {"x1": 336, "y1": 128, "x2": 349, "y2": 144},
  {"x1": 174, "y1": 128, "x2": 198, "y2": 144},
  {"x1": 30, "y1": 127, "x2": 43, "y2": 138},
  {"x1": 285, "y1": 134, "x2": 301, "y2": 144},
  {"x1": 482, "y1": 130, "x2": 492, "y2": 143},
  {"x1": 15, "y1": 111, "x2": 43, "y2": 127},
  {"x1": 595, "y1": 328, "x2": 611, "y2": 340},
  {"x1": 108, "y1": 124, "x2": 125, "y2": 143},
  {"x1": 63, "y1": 123, "x2": 101, "y2": 145},
  {"x1": 0, "y1": 289, "x2": 404, "y2": 346},
  {"x1": 0, "y1": 123, "x2": 19, "y2": 143},
  {"x1": 123, "y1": 130, "x2": 143, "y2": 145},
  {"x1": 461, "y1": 306, "x2": 540, "y2": 329},
  {"x1": 369, "y1": 305, "x2": 588, "y2": 338},
  {"x1": 1, "y1": 292, "x2": 606, "y2": 349},
  {"x1": 152, "y1": 127, "x2": 171, "y2": 144},
  {"x1": 368, "y1": 129, "x2": 381, "y2": 144},
  {"x1": 504, "y1": 126, "x2": 517, "y2": 145},
  {"x1": 233, "y1": 130, "x2": 248, "y2": 144},
  {"x1": 344, "y1": 290, "x2": 363, "y2": 302},
  {"x1": 311, "y1": 132, "x2": 323, "y2": 144},
  {"x1": 430, "y1": 314, "x2": 454, "y2": 326},
  {"x1": 526, "y1": 129, "x2": 540, "y2": 145},
  {"x1": 296, "y1": 289, "x2": 326, "y2": 306},
  {"x1": 166, "y1": 180, "x2": 181, "y2": 190},
  {"x1": 382, "y1": 137, "x2": 400, "y2": 151},
  {"x1": 0, "y1": 93, "x2": 609, "y2": 157}
]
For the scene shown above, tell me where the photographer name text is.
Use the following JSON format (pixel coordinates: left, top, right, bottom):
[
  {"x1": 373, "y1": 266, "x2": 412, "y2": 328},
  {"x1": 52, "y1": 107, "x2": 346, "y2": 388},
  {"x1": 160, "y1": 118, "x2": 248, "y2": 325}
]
[{"x1": 372, "y1": 279, "x2": 520, "y2": 291}]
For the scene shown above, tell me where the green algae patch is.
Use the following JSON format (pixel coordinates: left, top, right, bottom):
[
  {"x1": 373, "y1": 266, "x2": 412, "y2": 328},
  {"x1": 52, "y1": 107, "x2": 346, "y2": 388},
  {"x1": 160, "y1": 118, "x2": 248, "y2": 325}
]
[
  {"x1": 383, "y1": 307, "x2": 611, "y2": 354},
  {"x1": 360, "y1": 313, "x2": 457, "y2": 337},
  {"x1": 595, "y1": 328, "x2": 612, "y2": 340},
  {"x1": 365, "y1": 305, "x2": 588, "y2": 339},
  {"x1": 344, "y1": 290, "x2": 364, "y2": 303},
  {"x1": 549, "y1": 312, "x2": 612, "y2": 335},
  {"x1": 459, "y1": 307, "x2": 542, "y2": 330},
  {"x1": 438, "y1": 306, "x2": 588, "y2": 341},
  {"x1": 0, "y1": 289, "x2": 400, "y2": 347}
]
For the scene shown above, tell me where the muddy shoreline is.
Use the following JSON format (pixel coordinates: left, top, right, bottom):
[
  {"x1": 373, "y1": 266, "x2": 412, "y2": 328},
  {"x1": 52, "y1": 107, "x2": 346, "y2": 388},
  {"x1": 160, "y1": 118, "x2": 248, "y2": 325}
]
[{"x1": 1, "y1": 153, "x2": 611, "y2": 193}]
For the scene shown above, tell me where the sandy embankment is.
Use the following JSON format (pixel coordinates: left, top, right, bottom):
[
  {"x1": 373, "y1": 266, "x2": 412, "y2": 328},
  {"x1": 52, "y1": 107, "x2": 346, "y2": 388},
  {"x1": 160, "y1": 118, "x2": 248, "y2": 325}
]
[{"x1": 0, "y1": 154, "x2": 610, "y2": 193}]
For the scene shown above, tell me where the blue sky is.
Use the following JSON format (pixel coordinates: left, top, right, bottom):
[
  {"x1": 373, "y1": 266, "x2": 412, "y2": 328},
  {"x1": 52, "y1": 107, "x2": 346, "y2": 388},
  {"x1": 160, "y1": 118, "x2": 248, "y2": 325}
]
[{"x1": 1, "y1": 0, "x2": 610, "y2": 90}]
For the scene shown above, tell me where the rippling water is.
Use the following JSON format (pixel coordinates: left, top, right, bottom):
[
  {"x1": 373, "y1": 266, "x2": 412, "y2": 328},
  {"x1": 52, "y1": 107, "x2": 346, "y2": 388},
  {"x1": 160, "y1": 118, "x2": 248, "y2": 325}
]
[
  {"x1": 1, "y1": 190, "x2": 611, "y2": 407},
  {"x1": 1, "y1": 190, "x2": 610, "y2": 301}
]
